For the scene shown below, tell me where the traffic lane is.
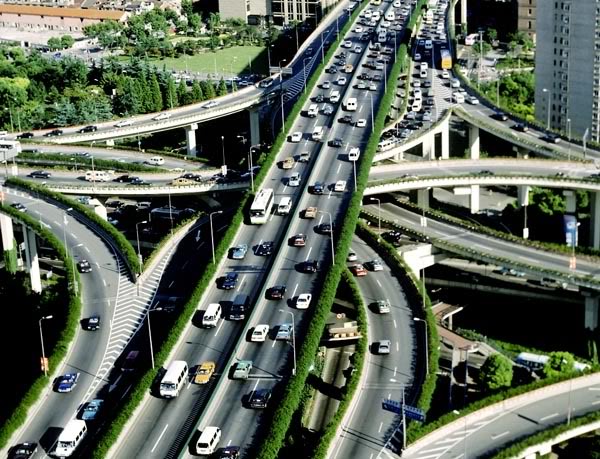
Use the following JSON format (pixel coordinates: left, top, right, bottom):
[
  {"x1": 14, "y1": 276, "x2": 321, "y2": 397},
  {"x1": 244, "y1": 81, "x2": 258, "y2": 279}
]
[{"x1": 373, "y1": 203, "x2": 600, "y2": 276}]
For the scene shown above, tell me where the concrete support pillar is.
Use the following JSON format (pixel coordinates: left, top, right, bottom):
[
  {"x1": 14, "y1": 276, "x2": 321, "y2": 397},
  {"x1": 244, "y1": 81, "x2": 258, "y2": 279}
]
[
  {"x1": 470, "y1": 185, "x2": 480, "y2": 214},
  {"x1": 460, "y1": 0, "x2": 468, "y2": 28},
  {"x1": 105, "y1": 139, "x2": 114, "y2": 147},
  {"x1": 440, "y1": 119, "x2": 450, "y2": 159},
  {"x1": 513, "y1": 146, "x2": 529, "y2": 159},
  {"x1": 185, "y1": 123, "x2": 198, "y2": 157},
  {"x1": 517, "y1": 186, "x2": 530, "y2": 207},
  {"x1": 22, "y1": 225, "x2": 42, "y2": 293},
  {"x1": 591, "y1": 192, "x2": 600, "y2": 249},
  {"x1": 417, "y1": 188, "x2": 430, "y2": 209},
  {"x1": 0, "y1": 213, "x2": 14, "y2": 251},
  {"x1": 249, "y1": 107, "x2": 261, "y2": 147},
  {"x1": 585, "y1": 296, "x2": 600, "y2": 331},
  {"x1": 563, "y1": 190, "x2": 576, "y2": 214},
  {"x1": 468, "y1": 125, "x2": 480, "y2": 159},
  {"x1": 422, "y1": 132, "x2": 436, "y2": 160}
]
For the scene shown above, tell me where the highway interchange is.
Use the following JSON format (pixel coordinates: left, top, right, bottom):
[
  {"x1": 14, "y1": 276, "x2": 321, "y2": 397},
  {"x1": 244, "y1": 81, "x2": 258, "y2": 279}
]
[{"x1": 2, "y1": 0, "x2": 600, "y2": 457}]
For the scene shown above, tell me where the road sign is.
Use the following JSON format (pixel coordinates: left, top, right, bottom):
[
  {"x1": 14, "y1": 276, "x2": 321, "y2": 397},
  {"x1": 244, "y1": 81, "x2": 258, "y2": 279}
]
[
  {"x1": 382, "y1": 398, "x2": 402, "y2": 414},
  {"x1": 269, "y1": 66, "x2": 293, "y2": 75},
  {"x1": 40, "y1": 357, "x2": 48, "y2": 372},
  {"x1": 382, "y1": 399, "x2": 426, "y2": 422}
]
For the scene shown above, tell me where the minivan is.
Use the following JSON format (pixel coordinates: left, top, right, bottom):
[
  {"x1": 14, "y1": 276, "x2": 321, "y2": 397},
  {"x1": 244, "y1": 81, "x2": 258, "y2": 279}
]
[
  {"x1": 277, "y1": 197, "x2": 292, "y2": 215},
  {"x1": 85, "y1": 170, "x2": 111, "y2": 182},
  {"x1": 196, "y1": 426, "x2": 221, "y2": 455},
  {"x1": 202, "y1": 303, "x2": 221, "y2": 328},
  {"x1": 147, "y1": 156, "x2": 164, "y2": 166},
  {"x1": 230, "y1": 294, "x2": 250, "y2": 320}
]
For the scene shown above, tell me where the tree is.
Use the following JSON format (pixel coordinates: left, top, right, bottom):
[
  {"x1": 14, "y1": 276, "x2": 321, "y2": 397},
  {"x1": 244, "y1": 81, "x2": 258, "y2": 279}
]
[
  {"x1": 543, "y1": 351, "x2": 576, "y2": 378},
  {"x1": 149, "y1": 73, "x2": 163, "y2": 112},
  {"x1": 162, "y1": 77, "x2": 177, "y2": 109},
  {"x1": 60, "y1": 35, "x2": 75, "y2": 49},
  {"x1": 486, "y1": 28, "x2": 497, "y2": 43},
  {"x1": 530, "y1": 187, "x2": 566, "y2": 216},
  {"x1": 200, "y1": 80, "x2": 216, "y2": 99},
  {"x1": 217, "y1": 77, "x2": 227, "y2": 96},
  {"x1": 177, "y1": 79, "x2": 187, "y2": 105},
  {"x1": 478, "y1": 354, "x2": 513, "y2": 391},
  {"x1": 191, "y1": 80, "x2": 204, "y2": 102},
  {"x1": 47, "y1": 37, "x2": 62, "y2": 51}
]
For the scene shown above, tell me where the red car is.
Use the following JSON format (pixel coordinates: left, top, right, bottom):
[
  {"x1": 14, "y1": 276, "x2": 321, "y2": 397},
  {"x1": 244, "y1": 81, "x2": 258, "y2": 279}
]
[
  {"x1": 351, "y1": 264, "x2": 367, "y2": 277},
  {"x1": 290, "y1": 234, "x2": 307, "y2": 247}
]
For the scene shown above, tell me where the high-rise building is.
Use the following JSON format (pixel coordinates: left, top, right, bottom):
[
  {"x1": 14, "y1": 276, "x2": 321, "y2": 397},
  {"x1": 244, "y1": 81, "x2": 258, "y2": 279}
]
[
  {"x1": 535, "y1": 0, "x2": 599, "y2": 141},
  {"x1": 516, "y1": 0, "x2": 536, "y2": 42},
  {"x1": 219, "y1": 0, "x2": 337, "y2": 25}
]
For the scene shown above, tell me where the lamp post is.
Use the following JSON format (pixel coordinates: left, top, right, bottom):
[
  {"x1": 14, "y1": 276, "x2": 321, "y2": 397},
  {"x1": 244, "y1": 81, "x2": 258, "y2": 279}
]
[
  {"x1": 320, "y1": 30, "x2": 325, "y2": 63},
  {"x1": 135, "y1": 220, "x2": 147, "y2": 269},
  {"x1": 303, "y1": 57, "x2": 310, "y2": 94},
  {"x1": 567, "y1": 118, "x2": 571, "y2": 161},
  {"x1": 542, "y1": 88, "x2": 551, "y2": 130},
  {"x1": 369, "y1": 92, "x2": 374, "y2": 133},
  {"x1": 318, "y1": 210, "x2": 335, "y2": 265},
  {"x1": 147, "y1": 308, "x2": 157, "y2": 369},
  {"x1": 278, "y1": 59, "x2": 287, "y2": 132},
  {"x1": 452, "y1": 410, "x2": 468, "y2": 459},
  {"x1": 279, "y1": 309, "x2": 296, "y2": 376},
  {"x1": 39, "y1": 315, "x2": 53, "y2": 377},
  {"x1": 210, "y1": 210, "x2": 223, "y2": 264},
  {"x1": 71, "y1": 243, "x2": 83, "y2": 295},
  {"x1": 414, "y1": 317, "x2": 429, "y2": 376},
  {"x1": 248, "y1": 144, "x2": 259, "y2": 192},
  {"x1": 220, "y1": 135, "x2": 226, "y2": 174},
  {"x1": 369, "y1": 197, "x2": 381, "y2": 241}
]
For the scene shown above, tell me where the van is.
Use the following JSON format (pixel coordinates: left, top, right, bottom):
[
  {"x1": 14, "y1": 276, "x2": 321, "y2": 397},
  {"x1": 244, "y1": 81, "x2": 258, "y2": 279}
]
[
  {"x1": 0, "y1": 130, "x2": 8, "y2": 138},
  {"x1": 372, "y1": 11, "x2": 381, "y2": 21},
  {"x1": 329, "y1": 90, "x2": 340, "y2": 103},
  {"x1": 385, "y1": 10, "x2": 395, "y2": 21},
  {"x1": 55, "y1": 419, "x2": 87, "y2": 457},
  {"x1": 230, "y1": 294, "x2": 250, "y2": 320},
  {"x1": 85, "y1": 170, "x2": 111, "y2": 182},
  {"x1": 452, "y1": 92, "x2": 465, "y2": 104},
  {"x1": 159, "y1": 360, "x2": 188, "y2": 398},
  {"x1": 307, "y1": 104, "x2": 319, "y2": 118},
  {"x1": 377, "y1": 138, "x2": 396, "y2": 152},
  {"x1": 348, "y1": 147, "x2": 360, "y2": 161},
  {"x1": 202, "y1": 303, "x2": 221, "y2": 328},
  {"x1": 196, "y1": 426, "x2": 221, "y2": 455},
  {"x1": 147, "y1": 156, "x2": 164, "y2": 165},
  {"x1": 312, "y1": 126, "x2": 324, "y2": 141},
  {"x1": 344, "y1": 97, "x2": 357, "y2": 111},
  {"x1": 277, "y1": 197, "x2": 292, "y2": 215}
]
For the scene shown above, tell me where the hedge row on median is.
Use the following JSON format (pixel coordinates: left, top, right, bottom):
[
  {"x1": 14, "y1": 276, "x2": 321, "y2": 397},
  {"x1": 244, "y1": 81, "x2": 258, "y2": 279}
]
[
  {"x1": 5, "y1": 177, "x2": 140, "y2": 276},
  {"x1": 0, "y1": 204, "x2": 81, "y2": 450},
  {"x1": 17, "y1": 152, "x2": 161, "y2": 173}
]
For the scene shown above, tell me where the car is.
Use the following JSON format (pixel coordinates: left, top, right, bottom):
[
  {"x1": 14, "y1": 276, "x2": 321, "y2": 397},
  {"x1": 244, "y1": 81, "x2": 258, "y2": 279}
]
[
  {"x1": 513, "y1": 123, "x2": 529, "y2": 132},
  {"x1": 78, "y1": 125, "x2": 97, "y2": 133},
  {"x1": 194, "y1": 361, "x2": 216, "y2": 384},
  {"x1": 129, "y1": 177, "x2": 149, "y2": 186},
  {"x1": 337, "y1": 76, "x2": 347, "y2": 85},
  {"x1": 153, "y1": 112, "x2": 171, "y2": 121},
  {"x1": 369, "y1": 82, "x2": 377, "y2": 91},
  {"x1": 280, "y1": 156, "x2": 295, "y2": 170},
  {"x1": 232, "y1": 360, "x2": 253, "y2": 379},
  {"x1": 357, "y1": 81, "x2": 367, "y2": 90},
  {"x1": 81, "y1": 399, "x2": 104, "y2": 421},
  {"x1": 374, "y1": 340, "x2": 391, "y2": 354},
  {"x1": 290, "y1": 233, "x2": 307, "y2": 247},
  {"x1": 544, "y1": 134, "x2": 562, "y2": 144},
  {"x1": 77, "y1": 259, "x2": 93, "y2": 273},
  {"x1": 288, "y1": 172, "x2": 301, "y2": 187},
  {"x1": 57, "y1": 372, "x2": 80, "y2": 392},
  {"x1": 375, "y1": 300, "x2": 391, "y2": 314},
  {"x1": 414, "y1": 52, "x2": 421, "y2": 61},
  {"x1": 354, "y1": 25, "x2": 364, "y2": 33},
  {"x1": 420, "y1": 69, "x2": 428, "y2": 78},
  {"x1": 296, "y1": 293, "x2": 312, "y2": 309},
  {"x1": 44, "y1": 129, "x2": 63, "y2": 137},
  {"x1": 8, "y1": 442, "x2": 38, "y2": 459},
  {"x1": 311, "y1": 182, "x2": 325, "y2": 195},
  {"x1": 322, "y1": 104, "x2": 334, "y2": 115},
  {"x1": 300, "y1": 260, "x2": 319, "y2": 273},
  {"x1": 298, "y1": 151, "x2": 311, "y2": 163},
  {"x1": 220, "y1": 272, "x2": 239, "y2": 290},
  {"x1": 85, "y1": 315, "x2": 101, "y2": 331},
  {"x1": 202, "y1": 100, "x2": 219, "y2": 109},
  {"x1": 356, "y1": 118, "x2": 367, "y2": 127},
  {"x1": 115, "y1": 119, "x2": 133, "y2": 128},
  {"x1": 267, "y1": 285, "x2": 286, "y2": 300},
  {"x1": 259, "y1": 78, "x2": 274, "y2": 88},
  {"x1": 478, "y1": 170, "x2": 494, "y2": 175},
  {"x1": 327, "y1": 66, "x2": 338, "y2": 74},
  {"x1": 28, "y1": 170, "x2": 51, "y2": 179},
  {"x1": 347, "y1": 250, "x2": 357, "y2": 262},
  {"x1": 353, "y1": 45, "x2": 363, "y2": 53},
  {"x1": 441, "y1": 70, "x2": 450, "y2": 79},
  {"x1": 249, "y1": 388, "x2": 272, "y2": 408},
  {"x1": 343, "y1": 40, "x2": 352, "y2": 48},
  {"x1": 467, "y1": 96, "x2": 479, "y2": 105},
  {"x1": 369, "y1": 259, "x2": 384, "y2": 271},
  {"x1": 334, "y1": 180, "x2": 347, "y2": 192},
  {"x1": 251, "y1": 324, "x2": 270, "y2": 342},
  {"x1": 16, "y1": 132, "x2": 34, "y2": 139},
  {"x1": 304, "y1": 206, "x2": 317, "y2": 218},
  {"x1": 316, "y1": 222, "x2": 333, "y2": 234},
  {"x1": 10, "y1": 202, "x2": 26, "y2": 212},
  {"x1": 351, "y1": 264, "x2": 367, "y2": 277},
  {"x1": 329, "y1": 138, "x2": 343, "y2": 147},
  {"x1": 231, "y1": 244, "x2": 248, "y2": 260},
  {"x1": 314, "y1": 94, "x2": 325, "y2": 103},
  {"x1": 492, "y1": 112, "x2": 509, "y2": 121},
  {"x1": 450, "y1": 78, "x2": 461, "y2": 88},
  {"x1": 276, "y1": 323, "x2": 293, "y2": 341},
  {"x1": 422, "y1": 80, "x2": 432, "y2": 89},
  {"x1": 423, "y1": 112, "x2": 432, "y2": 122},
  {"x1": 321, "y1": 81, "x2": 331, "y2": 89},
  {"x1": 290, "y1": 132, "x2": 303, "y2": 143},
  {"x1": 256, "y1": 241, "x2": 274, "y2": 256},
  {"x1": 217, "y1": 446, "x2": 241, "y2": 459},
  {"x1": 339, "y1": 114, "x2": 354, "y2": 124}
]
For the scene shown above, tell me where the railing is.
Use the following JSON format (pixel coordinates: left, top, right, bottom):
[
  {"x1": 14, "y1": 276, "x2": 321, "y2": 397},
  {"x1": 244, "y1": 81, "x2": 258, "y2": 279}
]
[{"x1": 46, "y1": 180, "x2": 248, "y2": 196}]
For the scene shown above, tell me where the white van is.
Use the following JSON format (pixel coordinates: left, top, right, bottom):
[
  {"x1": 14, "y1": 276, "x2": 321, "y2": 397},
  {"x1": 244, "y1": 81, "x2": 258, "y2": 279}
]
[
  {"x1": 55, "y1": 419, "x2": 87, "y2": 457},
  {"x1": 307, "y1": 104, "x2": 319, "y2": 118},
  {"x1": 344, "y1": 97, "x2": 358, "y2": 111},
  {"x1": 348, "y1": 147, "x2": 360, "y2": 161},
  {"x1": 277, "y1": 197, "x2": 292, "y2": 215},
  {"x1": 85, "y1": 170, "x2": 111, "y2": 182},
  {"x1": 147, "y1": 156, "x2": 164, "y2": 166},
  {"x1": 385, "y1": 10, "x2": 395, "y2": 21},
  {"x1": 159, "y1": 360, "x2": 188, "y2": 398},
  {"x1": 312, "y1": 126, "x2": 324, "y2": 141},
  {"x1": 329, "y1": 90, "x2": 340, "y2": 103},
  {"x1": 453, "y1": 92, "x2": 465, "y2": 104},
  {"x1": 196, "y1": 426, "x2": 221, "y2": 455},
  {"x1": 377, "y1": 138, "x2": 396, "y2": 152},
  {"x1": 202, "y1": 303, "x2": 221, "y2": 328},
  {"x1": 372, "y1": 11, "x2": 381, "y2": 21}
]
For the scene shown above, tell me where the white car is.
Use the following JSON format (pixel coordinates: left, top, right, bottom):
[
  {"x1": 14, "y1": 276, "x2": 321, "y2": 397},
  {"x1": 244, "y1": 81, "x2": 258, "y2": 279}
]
[
  {"x1": 420, "y1": 69, "x2": 428, "y2": 78},
  {"x1": 203, "y1": 100, "x2": 219, "y2": 109},
  {"x1": 348, "y1": 147, "x2": 360, "y2": 161},
  {"x1": 413, "y1": 88, "x2": 422, "y2": 98},
  {"x1": 354, "y1": 26, "x2": 364, "y2": 33},
  {"x1": 290, "y1": 132, "x2": 303, "y2": 142},
  {"x1": 343, "y1": 40, "x2": 353, "y2": 48},
  {"x1": 334, "y1": 180, "x2": 346, "y2": 192},
  {"x1": 356, "y1": 118, "x2": 367, "y2": 127},
  {"x1": 467, "y1": 96, "x2": 480, "y2": 105},
  {"x1": 153, "y1": 112, "x2": 171, "y2": 121},
  {"x1": 296, "y1": 293, "x2": 312, "y2": 309},
  {"x1": 321, "y1": 81, "x2": 331, "y2": 89},
  {"x1": 347, "y1": 250, "x2": 358, "y2": 262},
  {"x1": 115, "y1": 119, "x2": 133, "y2": 128},
  {"x1": 370, "y1": 259, "x2": 384, "y2": 271},
  {"x1": 441, "y1": 70, "x2": 450, "y2": 79},
  {"x1": 337, "y1": 76, "x2": 347, "y2": 85},
  {"x1": 353, "y1": 45, "x2": 363, "y2": 53},
  {"x1": 393, "y1": 0, "x2": 401, "y2": 6},
  {"x1": 251, "y1": 324, "x2": 270, "y2": 342},
  {"x1": 414, "y1": 53, "x2": 421, "y2": 61},
  {"x1": 450, "y1": 78, "x2": 461, "y2": 88},
  {"x1": 288, "y1": 172, "x2": 301, "y2": 187},
  {"x1": 424, "y1": 40, "x2": 433, "y2": 49}
]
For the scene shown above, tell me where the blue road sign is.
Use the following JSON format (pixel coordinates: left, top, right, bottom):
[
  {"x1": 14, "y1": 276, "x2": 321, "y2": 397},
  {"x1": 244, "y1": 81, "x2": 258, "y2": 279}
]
[
  {"x1": 382, "y1": 398, "x2": 402, "y2": 414},
  {"x1": 382, "y1": 399, "x2": 426, "y2": 422}
]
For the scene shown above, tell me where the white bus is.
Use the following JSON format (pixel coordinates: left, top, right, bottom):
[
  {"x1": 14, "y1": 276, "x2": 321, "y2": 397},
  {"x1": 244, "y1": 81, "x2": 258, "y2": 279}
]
[
  {"x1": 0, "y1": 140, "x2": 21, "y2": 156},
  {"x1": 160, "y1": 360, "x2": 189, "y2": 398},
  {"x1": 250, "y1": 188, "x2": 274, "y2": 224},
  {"x1": 85, "y1": 170, "x2": 111, "y2": 182},
  {"x1": 55, "y1": 419, "x2": 87, "y2": 457},
  {"x1": 378, "y1": 30, "x2": 388, "y2": 43}
]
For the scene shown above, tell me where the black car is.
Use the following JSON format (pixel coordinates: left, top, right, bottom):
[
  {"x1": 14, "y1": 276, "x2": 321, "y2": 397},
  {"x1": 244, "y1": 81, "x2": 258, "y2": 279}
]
[
  {"x1": 338, "y1": 51, "x2": 347, "y2": 59},
  {"x1": 327, "y1": 66, "x2": 338, "y2": 74},
  {"x1": 16, "y1": 132, "x2": 34, "y2": 139},
  {"x1": 78, "y1": 125, "x2": 98, "y2": 133},
  {"x1": 217, "y1": 446, "x2": 241, "y2": 459},
  {"x1": 311, "y1": 182, "x2": 325, "y2": 194},
  {"x1": 372, "y1": 73, "x2": 383, "y2": 82},
  {"x1": 478, "y1": 170, "x2": 494, "y2": 175},
  {"x1": 316, "y1": 223, "x2": 333, "y2": 234},
  {"x1": 8, "y1": 442, "x2": 38, "y2": 459},
  {"x1": 129, "y1": 177, "x2": 149, "y2": 186},
  {"x1": 266, "y1": 285, "x2": 286, "y2": 300},
  {"x1": 255, "y1": 241, "x2": 274, "y2": 256},
  {"x1": 77, "y1": 260, "x2": 93, "y2": 273},
  {"x1": 492, "y1": 112, "x2": 508, "y2": 121},
  {"x1": 11, "y1": 202, "x2": 27, "y2": 212},
  {"x1": 513, "y1": 123, "x2": 529, "y2": 132},
  {"x1": 300, "y1": 260, "x2": 319, "y2": 273},
  {"x1": 220, "y1": 272, "x2": 239, "y2": 290},
  {"x1": 329, "y1": 138, "x2": 343, "y2": 147},
  {"x1": 339, "y1": 115, "x2": 354, "y2": 124},
  {"x1": 314, "y1": 94, "x2": 325, "y2": 103},
  {"x1": 543, "y1": 134, "x2": 561, "y2": 144},
  {"x1": 229, "y1": 303, "x2": 246, "y2": 321},
  {"x1": 84, "y1": 315, "x2": 101, "y2": 331},
  {"x1": 248, "y1": 388, "x2": 272, "y2": 408},
  {"x1": 44, "y1": 129, "x2": 63, "y2": 137},
  {"x1": 28, "y1": 170, "x2": 51, "y2": 179},
  {"x1": 113, "y1": 175, "x2": 136, "y2": 183},
  {"x1": 422, "y1": 80, "x2": 432, "y2": 88}
]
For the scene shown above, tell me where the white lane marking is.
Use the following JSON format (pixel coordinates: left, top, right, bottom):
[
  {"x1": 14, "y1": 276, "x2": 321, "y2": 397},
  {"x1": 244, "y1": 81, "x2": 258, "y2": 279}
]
[
  {"x1": 197, "y1": 241, "x2": 205, "y2": 250},
  {"x1": 292, "y1": 283, "x2": 299, "y2": 298},
  {"x1": 378, "y1": 422, "x2": 383, "y2": 433},
  {"x1": 269, "y1": 213, "x2": 275, "y2": 222},
  {"x1": 53, "y1": 220, "x2": 60, "y2": 226},
  {"x1": 168, "y1": 280, "x2": 175, "y2": 288},
  {"x1": 396, "y1": 341, "x2": 399, "y2": 352},
  {"x1": 84, "y1": 246, "x2": 90, "y2": 253},
  {"x1": 336, "y1": 163, "x2": 342, "y2": 174},
  {"x1": 271, "y1": 338, "x2": 277, "y2": 348},
  {"x1": 540, "y1": 413, "x2": 558, "y2": 421},
  {"x1": 393, "y1": 368, "x2": 397, "y2": 377},
  {"x1": 393, "y1": 319, "x2": 397, "y2": 329},
  {"x1": 328, "y1": 189, "x2": 333, "y2": 199},
  {"x1": 181, "y1": 260, "x2": 188, "y2": 269},
  {"x1": 588, "y1": 387, "x2": 600, "y2": 391},
  {"x1": 151, "y1": 424, "x2": 169, "y2": 453},
  {"x1": 359, "y1": 105, "x2": 364, "y2": 113},
  {"x1": 102, "y1": 278, "x2": 107, "y2": 287},
  {"x1": 237, "y1": 275, "x2": 246, "y2": 291},
  {"x1": 376, "y1": 279, "x2": 382, "y2": 287},
  {"x1": 318, "y1": 215, "x2": 324, "y2": 225},
  {"x1": 214, "y1": 318, "x2": 225, "y2": 337},
  {"x1": 72, "y1": 233, "x2": 78, "y2": 240},
  {"x1": 592, "y1": 400, "x2": 600, "y2": 405},
  {"x1": 305, "y1": 246, "x2": 313, "y2": 260},
  {"x1": 490, "y1": 431, "x2": 509, "y2": 440}
]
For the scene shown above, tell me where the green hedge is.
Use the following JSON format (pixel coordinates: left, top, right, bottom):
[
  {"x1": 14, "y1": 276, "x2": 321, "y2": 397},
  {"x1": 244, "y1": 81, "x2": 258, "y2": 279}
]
[
  {"x1": 0, "y1": 205, "x2": 81, "y2": 450},
  {"x1": 17, "y1": 152, "x2": 161, "y2": 173},
  {"x1": 3, "y1": 245, "x2": 17, "y2": 273},
  {"x1": 5, "y1": 178, "x2": 140, "y2": 276}
]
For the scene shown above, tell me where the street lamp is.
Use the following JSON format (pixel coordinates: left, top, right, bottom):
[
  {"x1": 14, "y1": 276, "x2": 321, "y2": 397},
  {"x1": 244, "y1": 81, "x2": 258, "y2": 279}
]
[
  {"x1": 278, "y1": 59, "x2": 287, "y2": 132},
  {"x1": 135, "y1": 220, "x2": 147, "y2": 268},
  {"x1": 39, "y1": 315, "x2": 53, "y2": 377},
  {"x1": 414, "y1": 317, "x2": 429, "y2": 375},
  {"x1": 210, "y1": 211, "x2": 223, "y2": 264},
  {"x1": 318, "y1": 210, "x2": 335, "y2": 265},
  {"x1": 71, "y1": 243, "x2": 83, "y2": 295},
  {"x1": 279, "y1": 309, "x2": 296, "y2": 376},
  {"x1": 542, "y1": 88, "x2": 551, "y2": 130},
  {"x1": 220, "y1": 135, "x2": 226, "y2": 173},
  {"x1": 567, "y1": 118, "x2": 571, "y2": 161},
  {"x1": 237, "y1": 135, "x2": 258, "y2": 192},
  {"x1": 369, "y1": 197, "x2": 381, "y2": 241},
  {"x1": 303, "y1": 57, "x2": 310, "y2": 94},
  {"x1": 147, "y1": 308, "x2": 158, "y2": 369}
]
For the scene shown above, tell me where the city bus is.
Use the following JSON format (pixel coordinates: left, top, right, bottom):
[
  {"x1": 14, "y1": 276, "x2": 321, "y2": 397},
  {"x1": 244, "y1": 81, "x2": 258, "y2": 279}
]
[
  {"x1": 249, "y1": 188, "x2": 274, "y2": 224},
  {"x1": 440, "y1": 49, "x2": 452, "y2": 70}
]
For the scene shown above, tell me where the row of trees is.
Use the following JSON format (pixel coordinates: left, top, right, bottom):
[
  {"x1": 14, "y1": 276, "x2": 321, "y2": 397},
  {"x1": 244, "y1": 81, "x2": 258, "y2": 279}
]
[
  {"x1": 480, "y1": 72, "x2": 535, "y2": 119},
  {"x1": 0, "y1": 47, "x2": 227, "y2": 130}
]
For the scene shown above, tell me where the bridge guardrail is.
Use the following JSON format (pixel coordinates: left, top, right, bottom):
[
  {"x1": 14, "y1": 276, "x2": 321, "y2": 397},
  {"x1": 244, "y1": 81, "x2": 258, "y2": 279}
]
[{"x1": 45, "y1": 180, "x2": 249, "y2": 196}]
